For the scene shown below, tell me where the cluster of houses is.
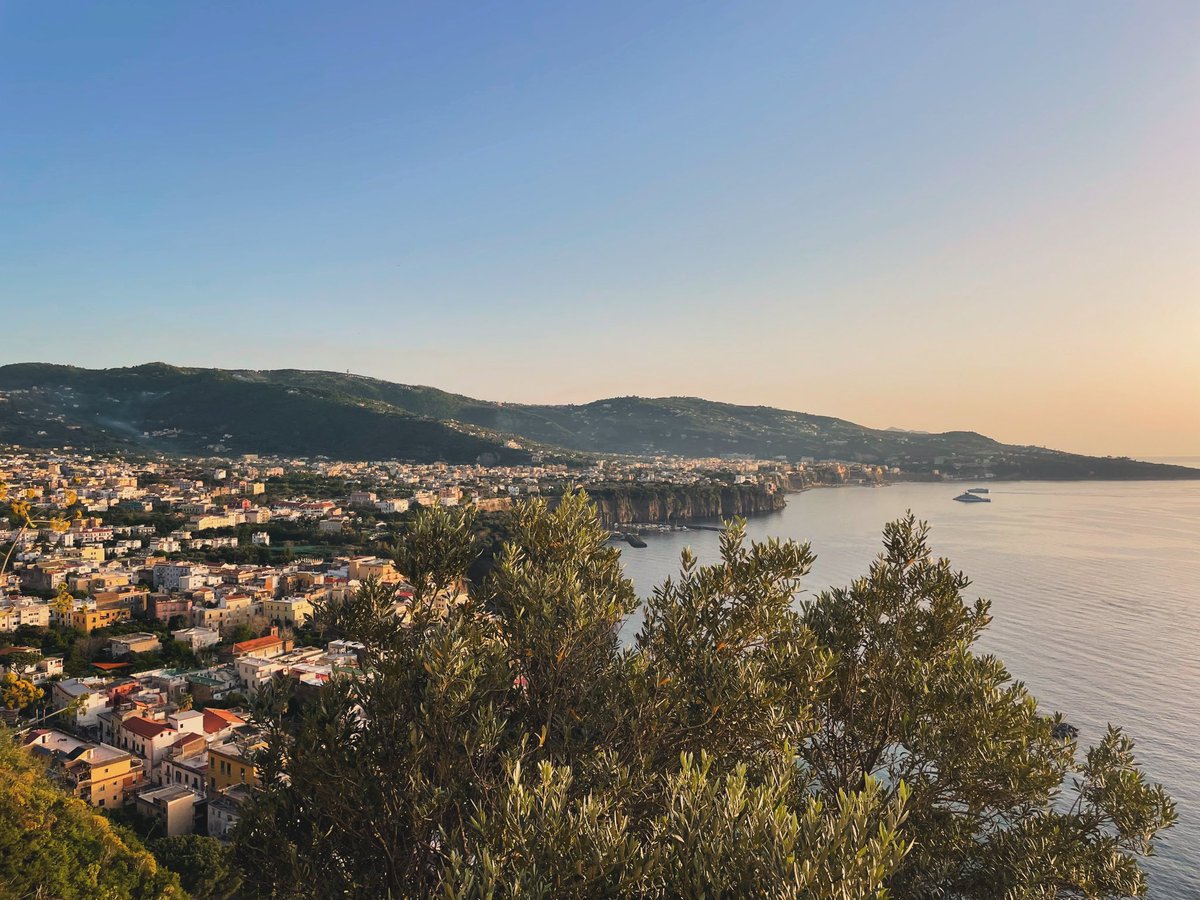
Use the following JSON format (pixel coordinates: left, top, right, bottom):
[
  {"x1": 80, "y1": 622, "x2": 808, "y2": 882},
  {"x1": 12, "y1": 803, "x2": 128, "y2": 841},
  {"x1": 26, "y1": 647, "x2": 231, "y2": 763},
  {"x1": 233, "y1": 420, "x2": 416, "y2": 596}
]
[
  {"x1": 18, "y1": 630, "x2": 368, "y2": 839},
  {"x1": 1, "y1": 550, "x2": 419, "y2": 639},
  {"x1": 0, "y1": 448, "x2": 809, "y2": 554}
]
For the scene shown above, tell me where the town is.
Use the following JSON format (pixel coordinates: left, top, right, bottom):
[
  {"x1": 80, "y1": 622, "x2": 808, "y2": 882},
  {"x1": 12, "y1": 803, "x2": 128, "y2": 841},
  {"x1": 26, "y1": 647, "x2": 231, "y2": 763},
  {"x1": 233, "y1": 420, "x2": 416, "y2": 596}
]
[{"x1": 0, "y1": 445, "x2": 892, "y2": 847}]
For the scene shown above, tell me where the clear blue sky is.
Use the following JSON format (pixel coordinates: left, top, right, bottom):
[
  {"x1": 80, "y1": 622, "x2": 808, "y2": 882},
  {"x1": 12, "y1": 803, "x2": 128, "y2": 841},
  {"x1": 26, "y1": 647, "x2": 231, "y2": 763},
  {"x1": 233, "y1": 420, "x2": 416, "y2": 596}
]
[{"x1": 2, "y1": 2, "x2": 1197, "y2": 455}]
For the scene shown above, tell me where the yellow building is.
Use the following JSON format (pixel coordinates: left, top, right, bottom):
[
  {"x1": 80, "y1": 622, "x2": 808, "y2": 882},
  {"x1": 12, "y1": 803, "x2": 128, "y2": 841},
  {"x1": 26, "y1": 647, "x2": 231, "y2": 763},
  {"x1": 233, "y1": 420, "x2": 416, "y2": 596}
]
[
  {"x1": 70, "y1": 605, "x2": 132, "y2": 633},
  {"x1": 23, "y1": 730, "x2": 144, "y2": 809},
  {"x1": 347, "y1": 557, "x2": 403, "y2": 583},
  {"x1": 263, "y1": 597, "x2": 314, "y2": 627},
  {"x1": 208, "y1": 735, "x2": 265, "y2": 793}
]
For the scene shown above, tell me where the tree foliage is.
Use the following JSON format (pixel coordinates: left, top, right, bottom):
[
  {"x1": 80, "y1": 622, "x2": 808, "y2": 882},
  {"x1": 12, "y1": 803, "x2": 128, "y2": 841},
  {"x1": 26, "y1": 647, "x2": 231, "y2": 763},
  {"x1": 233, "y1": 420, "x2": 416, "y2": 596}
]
[
  {"x1": 151, "y1": 834, "x2": 242, "y2": 899},
  {"x1": 800, "y1": 515, "x2": 1175, "y2": 897},
  {"x1": 0, "y1": 672, "x2": 43, "y2": 711},
  {"x1": 0, "y1": 729, "x2": 184, "y2": 899},
  {"x1": 233, "y1": 500, "x2": 1173, "y2": 898}
]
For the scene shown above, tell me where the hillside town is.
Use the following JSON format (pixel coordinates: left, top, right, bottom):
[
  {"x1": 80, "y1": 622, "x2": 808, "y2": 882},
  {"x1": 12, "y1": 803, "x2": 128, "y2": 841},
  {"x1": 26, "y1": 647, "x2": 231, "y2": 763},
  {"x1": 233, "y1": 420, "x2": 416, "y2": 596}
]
[{"x1": 0, "y1": 445, "x2": 891, "y2": 845}]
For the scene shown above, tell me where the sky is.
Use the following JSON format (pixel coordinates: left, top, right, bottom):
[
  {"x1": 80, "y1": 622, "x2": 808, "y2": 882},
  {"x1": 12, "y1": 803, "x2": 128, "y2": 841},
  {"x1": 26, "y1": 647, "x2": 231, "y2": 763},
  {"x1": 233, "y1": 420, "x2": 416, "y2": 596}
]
[{"x1": 2, "y1": 2, "x2": 1197, "y2": 457}]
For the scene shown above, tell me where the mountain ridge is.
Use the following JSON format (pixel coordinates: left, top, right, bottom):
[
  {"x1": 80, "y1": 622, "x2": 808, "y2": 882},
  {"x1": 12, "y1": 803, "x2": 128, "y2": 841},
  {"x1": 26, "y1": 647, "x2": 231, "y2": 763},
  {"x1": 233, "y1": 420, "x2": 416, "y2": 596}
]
[{"x1": 0, "y1": 362, "x2": 1195, "y2": 480}]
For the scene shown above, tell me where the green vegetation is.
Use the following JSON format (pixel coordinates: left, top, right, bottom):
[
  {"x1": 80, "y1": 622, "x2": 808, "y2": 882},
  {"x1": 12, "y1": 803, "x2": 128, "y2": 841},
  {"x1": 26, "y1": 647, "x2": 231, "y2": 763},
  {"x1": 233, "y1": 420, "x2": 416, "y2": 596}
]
[
  {"x1": 0, "y1": 730, "x2": 184, "y2": 899},
  {"x1": 232, "y1": 500, "x2": 1174, "y2": 897},
  {"x1": 0, "y1": 363, "x2": 531, "y2": 464},
  {"x1": 3, "y1": 363, "x2": 1196, "y2": 477},
  {"x1": 151, "y1": 835, "x2": 242, "y2": 899}
]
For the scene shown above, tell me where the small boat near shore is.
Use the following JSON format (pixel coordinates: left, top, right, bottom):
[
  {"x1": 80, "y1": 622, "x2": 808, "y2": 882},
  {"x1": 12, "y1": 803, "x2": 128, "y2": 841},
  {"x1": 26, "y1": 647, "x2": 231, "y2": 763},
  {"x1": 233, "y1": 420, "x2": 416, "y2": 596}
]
[{"x1": 954, "y1": 492, "x2": 991, "y2": 503}]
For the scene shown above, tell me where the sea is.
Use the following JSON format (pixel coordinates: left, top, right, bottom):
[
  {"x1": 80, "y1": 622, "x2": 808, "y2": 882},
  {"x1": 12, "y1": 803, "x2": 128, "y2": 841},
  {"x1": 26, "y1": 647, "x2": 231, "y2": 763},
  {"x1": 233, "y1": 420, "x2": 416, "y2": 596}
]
[{"x1": 616, "y1": 465, "x2": 1200, "y2": 896}]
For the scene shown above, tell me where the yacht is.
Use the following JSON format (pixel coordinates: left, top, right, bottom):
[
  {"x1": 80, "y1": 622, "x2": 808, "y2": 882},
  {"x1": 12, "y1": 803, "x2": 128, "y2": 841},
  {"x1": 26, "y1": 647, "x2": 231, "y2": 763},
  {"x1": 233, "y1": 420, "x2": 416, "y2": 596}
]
[{"x1": 954, "y1": 492, "x2": 991, "y2": 503}]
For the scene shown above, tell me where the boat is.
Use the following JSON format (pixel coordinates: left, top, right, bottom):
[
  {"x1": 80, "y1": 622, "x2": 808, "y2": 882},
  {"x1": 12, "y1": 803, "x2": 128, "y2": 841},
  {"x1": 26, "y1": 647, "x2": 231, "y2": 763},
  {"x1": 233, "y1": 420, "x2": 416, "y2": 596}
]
[
  {"x1": 966, "y1": 487, "x2": 989, "y2": 494},
  {"x1": 953, "y1": 492, "x2": 991, "y2": 503}
]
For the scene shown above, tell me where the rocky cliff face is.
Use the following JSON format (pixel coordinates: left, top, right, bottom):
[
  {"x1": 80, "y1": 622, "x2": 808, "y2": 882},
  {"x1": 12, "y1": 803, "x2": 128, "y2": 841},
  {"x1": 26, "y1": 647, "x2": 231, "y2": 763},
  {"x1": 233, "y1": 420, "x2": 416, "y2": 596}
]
[{"x1": 582, "y1": 484, "x2": 786, "y2": 526}]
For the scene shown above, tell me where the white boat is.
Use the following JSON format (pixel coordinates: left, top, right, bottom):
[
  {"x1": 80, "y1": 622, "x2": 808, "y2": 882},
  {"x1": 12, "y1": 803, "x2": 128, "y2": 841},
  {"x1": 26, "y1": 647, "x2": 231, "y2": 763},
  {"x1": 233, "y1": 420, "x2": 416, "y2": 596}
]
[{"x1": 954, "y1": 492, "x2": 990, "y2": 503}]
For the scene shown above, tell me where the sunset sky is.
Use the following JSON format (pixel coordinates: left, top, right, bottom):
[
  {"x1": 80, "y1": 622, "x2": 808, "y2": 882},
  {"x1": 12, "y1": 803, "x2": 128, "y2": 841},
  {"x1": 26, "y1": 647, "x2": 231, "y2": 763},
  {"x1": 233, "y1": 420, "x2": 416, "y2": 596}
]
[{"x1": 3, "y1": 2, "x2": 1197, "y2": 456}]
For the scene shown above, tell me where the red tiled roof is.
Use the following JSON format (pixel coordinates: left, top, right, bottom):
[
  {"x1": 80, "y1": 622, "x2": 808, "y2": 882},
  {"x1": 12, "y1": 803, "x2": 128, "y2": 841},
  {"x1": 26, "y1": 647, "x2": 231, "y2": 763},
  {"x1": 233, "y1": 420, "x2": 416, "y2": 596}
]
[
  {"x1": 203, "y1": 708, "x2": 245, "y2": 733},
  {"x1": 92, "y1": 662, "x2": 131, "y2": 671},
  {"x1": 0, "y1": 646, "x2": 39, "y2": 657},
  {"x1": 233, "y1": 635, "x2": 282, "y2": 654},
  {"x1": 122, "y1": 716, "x2": 172, "y2": 739}
]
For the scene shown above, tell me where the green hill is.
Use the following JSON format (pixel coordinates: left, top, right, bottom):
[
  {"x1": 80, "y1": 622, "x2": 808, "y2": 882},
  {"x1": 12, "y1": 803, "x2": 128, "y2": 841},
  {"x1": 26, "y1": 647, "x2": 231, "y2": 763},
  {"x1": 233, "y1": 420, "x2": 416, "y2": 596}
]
[
  {"x1": 0, "y1": 363, "x2": 529, "y2": 464},
  {"x1": 0, "y1": 363, "x2": 1195, "y2": 479}
]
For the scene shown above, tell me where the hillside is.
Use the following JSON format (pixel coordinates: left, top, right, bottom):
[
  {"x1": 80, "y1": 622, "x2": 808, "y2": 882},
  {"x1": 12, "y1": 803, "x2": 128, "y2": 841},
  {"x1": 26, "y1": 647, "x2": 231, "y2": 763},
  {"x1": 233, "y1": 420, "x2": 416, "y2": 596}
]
[
  {"x1": 0, "y1": 363, "x2": 1196, "y2": 479},
  {"x1": 0, "y1": 363, "x2": 530, "y2": 464}
]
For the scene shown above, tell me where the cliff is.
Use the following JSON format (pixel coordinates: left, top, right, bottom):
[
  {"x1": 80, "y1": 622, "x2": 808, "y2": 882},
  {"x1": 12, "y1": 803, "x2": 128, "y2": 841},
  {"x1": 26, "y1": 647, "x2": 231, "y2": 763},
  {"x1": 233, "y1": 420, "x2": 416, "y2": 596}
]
[{"x1": 580, "y1": 483, "x2": 786, "y2": 527}]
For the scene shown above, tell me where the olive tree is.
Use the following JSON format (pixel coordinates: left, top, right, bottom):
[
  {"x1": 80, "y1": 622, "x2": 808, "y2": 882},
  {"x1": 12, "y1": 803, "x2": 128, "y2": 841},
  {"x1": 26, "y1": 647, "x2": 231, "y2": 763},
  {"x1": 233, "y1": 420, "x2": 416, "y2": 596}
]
[{"x1": 233, "y1": 499, "x2": 1172, "y2": 898}]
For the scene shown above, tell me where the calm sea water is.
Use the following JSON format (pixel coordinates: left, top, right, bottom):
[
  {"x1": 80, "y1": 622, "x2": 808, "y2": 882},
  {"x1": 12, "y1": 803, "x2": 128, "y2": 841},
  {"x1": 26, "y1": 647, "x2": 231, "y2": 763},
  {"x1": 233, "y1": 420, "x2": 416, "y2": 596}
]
[{"x1": 617, "y1": 475, "x2": 1200, "y2": 896}]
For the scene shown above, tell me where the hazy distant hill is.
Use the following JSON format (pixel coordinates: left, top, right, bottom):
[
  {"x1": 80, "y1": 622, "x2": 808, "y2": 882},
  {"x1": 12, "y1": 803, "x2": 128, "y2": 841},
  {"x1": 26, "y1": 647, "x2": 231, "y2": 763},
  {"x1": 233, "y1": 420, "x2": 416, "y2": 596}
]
[{"x1": 0, "y1": 363, "x2": 1196, "y2": 479}]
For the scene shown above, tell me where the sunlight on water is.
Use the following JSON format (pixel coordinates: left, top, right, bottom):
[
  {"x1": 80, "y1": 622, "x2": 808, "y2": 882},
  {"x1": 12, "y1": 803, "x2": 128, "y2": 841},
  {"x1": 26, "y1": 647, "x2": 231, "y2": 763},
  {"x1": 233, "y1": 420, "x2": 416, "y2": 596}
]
[{"x1": 617, "y1": 480, "x2": 1200, "y2": 895}]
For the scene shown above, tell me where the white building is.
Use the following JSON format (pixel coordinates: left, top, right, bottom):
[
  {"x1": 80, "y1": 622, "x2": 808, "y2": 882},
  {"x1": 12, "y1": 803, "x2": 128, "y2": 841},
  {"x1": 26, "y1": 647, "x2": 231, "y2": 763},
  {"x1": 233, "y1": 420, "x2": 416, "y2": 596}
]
[
  {"x1": 172, "y1": 626, "x2": 221, "y2": 652},
  {"x1": 0, "y1": 596, "x2": 51, "y2": 631},
  {"x1": 153, "y1": 562, "x2": 208, "y2": 593},
  {"x1": 52, "y1": 678, "x2": 111, "y2": 729}
]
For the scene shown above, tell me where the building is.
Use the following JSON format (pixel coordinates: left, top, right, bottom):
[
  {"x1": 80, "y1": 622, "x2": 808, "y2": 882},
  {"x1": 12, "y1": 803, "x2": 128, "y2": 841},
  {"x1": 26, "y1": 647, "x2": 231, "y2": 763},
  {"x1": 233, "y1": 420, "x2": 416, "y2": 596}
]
[
  {"x1": 0, "y1": 647, "x2": 63, "y2": 685},
  {"x1": 23, "y1": 729, "x2": 144, "y2": 809},
  {"x1": 188, "y1": 514, "x2": 238, "y2": 531},
  {"x1": 135, "y1": 784, "x2": 199, "y2": 836},
  {"x1": 262, "y1": 596, "x2": 313, "y2": 627},
  {"x1": 52, "y1": 678, "x2": 111, "y2": 729},
  {"x1": 230, "y1": 632, "x2": 290, "y2": 660},
  {"x1": 73, "y1": 571, "x2": 132, "y2": 595},
  {"x1": 185, "y1": 668, "x2": 240, "y2": 705},
  {"x1": 153, "y1": 562, "x2": 207, "y2": 593},
  {"x1": 69, "y1": 603, "x2": 132, "y2": 633},
  {"x1": 346, "y1": 557, "x2": 402, "y2": 583},
  {"x1": 146, "y1": 593, "x2": 193, "y2": 623},
  {"x1": 192, "y1": 593, "x2": 263, "y2": 633},
  {"x1": 207, "y1": 783, "x2": 252, "y2": 840},
  {"x1": 173, "y1": 626, "x2": 221, "y2": 652},
  {"x1": 208, "y1": 730, "x2": 266, "y2": 793},
  {"x1": 21, "y1": 564, "x2": 68, "y2": 593},
  {"x1": 160, "y1": 734, "x2": 209, "y2": 794},
  {"x1": 0, "y1": 596, "x2": 51, "y2": 631},
  {"x1": 100, "y1": 709, "x2": 207, "y2": 773},
  {"x1": 109, "y1": 633, "x2": 163, "y2": 656},
  {"x1": 93, "y1": 587, "x2": 148, "y2": 616}
]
